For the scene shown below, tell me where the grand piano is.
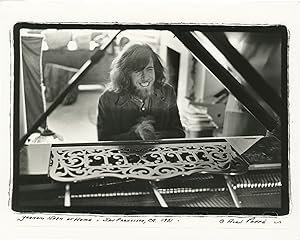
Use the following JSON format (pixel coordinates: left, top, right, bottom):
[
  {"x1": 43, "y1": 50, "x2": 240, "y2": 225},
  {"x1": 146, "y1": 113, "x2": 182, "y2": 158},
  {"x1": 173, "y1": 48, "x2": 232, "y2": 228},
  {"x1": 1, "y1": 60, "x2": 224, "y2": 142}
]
[{"x1": 13, "y1": 24, "x2": 288, "y2": 215}]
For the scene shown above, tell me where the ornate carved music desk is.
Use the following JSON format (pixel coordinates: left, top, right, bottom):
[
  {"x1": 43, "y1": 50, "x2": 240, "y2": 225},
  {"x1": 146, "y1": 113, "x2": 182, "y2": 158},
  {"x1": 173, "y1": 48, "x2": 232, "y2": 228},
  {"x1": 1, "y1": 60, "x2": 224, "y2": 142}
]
[{"x1": 48, "y1": 138, "x2": 249, "y2": 183}]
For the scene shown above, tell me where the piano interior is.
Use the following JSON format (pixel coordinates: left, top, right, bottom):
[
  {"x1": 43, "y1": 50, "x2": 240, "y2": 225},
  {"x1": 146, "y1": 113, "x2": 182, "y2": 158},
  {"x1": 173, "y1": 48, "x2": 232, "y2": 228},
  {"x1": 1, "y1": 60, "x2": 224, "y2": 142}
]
[{"x1": 16, "y1": 136, "x2": 283, "y2": 212}]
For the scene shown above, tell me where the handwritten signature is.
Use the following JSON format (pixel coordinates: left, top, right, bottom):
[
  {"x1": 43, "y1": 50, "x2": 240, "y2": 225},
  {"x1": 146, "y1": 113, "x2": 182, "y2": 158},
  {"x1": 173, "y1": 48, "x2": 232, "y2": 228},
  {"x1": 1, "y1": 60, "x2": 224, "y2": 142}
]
[{"x1": 219, "y1": 217, "x2": 281, "y2": 225}]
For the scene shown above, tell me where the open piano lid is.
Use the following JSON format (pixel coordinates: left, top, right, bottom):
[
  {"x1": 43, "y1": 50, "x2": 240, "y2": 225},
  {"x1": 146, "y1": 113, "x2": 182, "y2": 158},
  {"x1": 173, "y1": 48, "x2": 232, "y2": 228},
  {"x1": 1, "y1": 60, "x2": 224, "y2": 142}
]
[{"x1": 172, "y1": 29, "x2": 285, "y2": 134}]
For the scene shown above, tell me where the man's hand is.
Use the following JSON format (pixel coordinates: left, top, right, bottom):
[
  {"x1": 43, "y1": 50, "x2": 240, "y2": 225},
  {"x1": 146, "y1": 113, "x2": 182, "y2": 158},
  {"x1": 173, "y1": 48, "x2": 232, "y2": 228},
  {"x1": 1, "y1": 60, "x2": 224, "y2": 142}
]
[{"x1": 133, "y1": 117, "x2": 157, "y2": 140}]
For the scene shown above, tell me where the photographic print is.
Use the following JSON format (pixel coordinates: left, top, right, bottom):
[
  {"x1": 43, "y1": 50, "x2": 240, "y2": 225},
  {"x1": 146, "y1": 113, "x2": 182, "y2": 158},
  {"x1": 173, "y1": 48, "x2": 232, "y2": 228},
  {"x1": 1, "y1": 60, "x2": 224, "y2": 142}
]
[{"x1": 12, "y1": 23, "x2": 288, "y2": 215}]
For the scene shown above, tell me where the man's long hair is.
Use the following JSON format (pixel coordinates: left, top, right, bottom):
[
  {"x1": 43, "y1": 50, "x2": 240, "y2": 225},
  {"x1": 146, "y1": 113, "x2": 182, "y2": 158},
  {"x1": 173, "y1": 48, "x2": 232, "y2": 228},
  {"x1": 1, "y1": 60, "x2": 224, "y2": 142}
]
[{"x1": 109, "y1": 43, "x2": 165, "y2": 93}]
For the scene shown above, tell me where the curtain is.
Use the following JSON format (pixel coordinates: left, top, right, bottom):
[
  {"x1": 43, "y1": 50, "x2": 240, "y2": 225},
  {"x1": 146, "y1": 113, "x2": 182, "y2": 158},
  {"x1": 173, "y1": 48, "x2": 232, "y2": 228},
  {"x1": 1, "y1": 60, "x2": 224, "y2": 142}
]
[{"x1": 21, "y1": 35, "x2": 45, "y2": 132}]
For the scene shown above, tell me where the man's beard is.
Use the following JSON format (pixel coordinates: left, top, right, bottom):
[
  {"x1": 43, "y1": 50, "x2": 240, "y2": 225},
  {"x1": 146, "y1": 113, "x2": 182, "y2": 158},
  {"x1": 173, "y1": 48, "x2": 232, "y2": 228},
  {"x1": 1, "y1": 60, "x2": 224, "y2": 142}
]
[{"x1": 133, "y1": 86, "x2": 154, "y2": 99}]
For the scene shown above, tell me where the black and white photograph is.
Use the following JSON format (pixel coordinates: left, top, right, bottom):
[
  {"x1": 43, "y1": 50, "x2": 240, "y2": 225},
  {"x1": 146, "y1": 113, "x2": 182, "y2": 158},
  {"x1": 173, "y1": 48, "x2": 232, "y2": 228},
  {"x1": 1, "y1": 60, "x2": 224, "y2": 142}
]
[
  {"x1": 2, "y1": 1, "x2": 300, "y2": 240},
  {"x1": 12, "y1": 23, "x2": 288, "y2": 214}
]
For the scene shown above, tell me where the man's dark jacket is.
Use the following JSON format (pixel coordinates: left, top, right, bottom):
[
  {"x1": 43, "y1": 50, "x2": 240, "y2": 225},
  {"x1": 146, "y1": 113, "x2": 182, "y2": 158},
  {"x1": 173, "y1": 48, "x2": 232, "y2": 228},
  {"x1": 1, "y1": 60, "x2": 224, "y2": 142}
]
[{"x1": 97, "y1": 83, "x2": 185, "y2": 141}]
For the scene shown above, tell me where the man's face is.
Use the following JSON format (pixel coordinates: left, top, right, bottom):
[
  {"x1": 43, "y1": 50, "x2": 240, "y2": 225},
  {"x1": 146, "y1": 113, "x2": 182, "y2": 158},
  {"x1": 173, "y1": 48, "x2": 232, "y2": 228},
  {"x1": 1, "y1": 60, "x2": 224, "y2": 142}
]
[{"x1": 131, "y1": 58, "x2": 155, "y2": 94}]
